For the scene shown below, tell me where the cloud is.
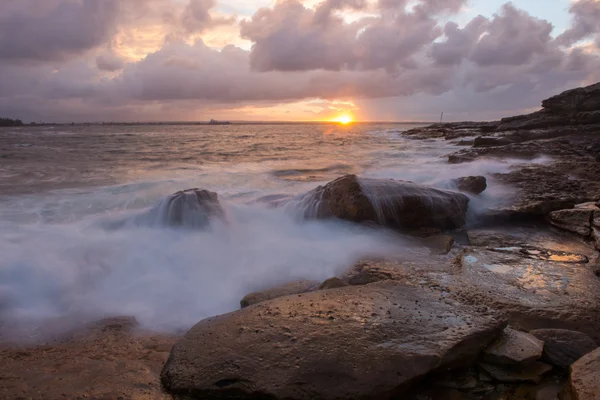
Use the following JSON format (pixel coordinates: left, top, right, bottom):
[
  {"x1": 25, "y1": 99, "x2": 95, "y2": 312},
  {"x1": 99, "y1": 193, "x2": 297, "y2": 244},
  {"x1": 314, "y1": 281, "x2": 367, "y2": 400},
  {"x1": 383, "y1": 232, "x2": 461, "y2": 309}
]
[
  {"x1": 0, "y1": 0, "x2": 600, "y2": 122},
  {"x1": 96, "y1": 51, "x2": 126, "y2": 72},
  {"x1": 0, "y1": 0, "x2": 119, "y2": 63},
  {"x1": 555, "y1": 0, "x2": 600, "y2": 47}
]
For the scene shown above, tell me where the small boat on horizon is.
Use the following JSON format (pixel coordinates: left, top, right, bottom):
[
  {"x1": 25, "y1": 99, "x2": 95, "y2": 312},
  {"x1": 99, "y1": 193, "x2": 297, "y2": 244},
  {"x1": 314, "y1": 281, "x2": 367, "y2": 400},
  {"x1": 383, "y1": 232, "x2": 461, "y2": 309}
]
[{"x1": 208, "y1": 119, "x2": 231, "y2": 125}]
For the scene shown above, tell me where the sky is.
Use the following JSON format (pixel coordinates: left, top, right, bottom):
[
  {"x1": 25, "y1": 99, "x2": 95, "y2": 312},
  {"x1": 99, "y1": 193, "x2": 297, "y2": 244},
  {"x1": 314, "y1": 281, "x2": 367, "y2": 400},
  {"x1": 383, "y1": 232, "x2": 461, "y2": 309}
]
[{"x1": 0, "y1": 0, "x2": 599, "y2": 123}]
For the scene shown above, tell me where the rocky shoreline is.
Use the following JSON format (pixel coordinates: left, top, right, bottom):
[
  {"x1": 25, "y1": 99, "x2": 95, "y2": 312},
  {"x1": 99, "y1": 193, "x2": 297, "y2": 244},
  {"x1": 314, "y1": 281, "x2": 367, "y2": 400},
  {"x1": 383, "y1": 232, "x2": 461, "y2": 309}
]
[{"x1": 2, "y1": 83, "x2": 600, "y2": 399}]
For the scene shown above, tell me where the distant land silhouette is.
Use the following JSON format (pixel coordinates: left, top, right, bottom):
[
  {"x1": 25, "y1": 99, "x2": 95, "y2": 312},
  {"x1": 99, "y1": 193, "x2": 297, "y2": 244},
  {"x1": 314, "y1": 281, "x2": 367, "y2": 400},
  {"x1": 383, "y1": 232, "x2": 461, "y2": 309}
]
[{"x1": 0, "y1": 118, "x2": 23, "y2": 127}]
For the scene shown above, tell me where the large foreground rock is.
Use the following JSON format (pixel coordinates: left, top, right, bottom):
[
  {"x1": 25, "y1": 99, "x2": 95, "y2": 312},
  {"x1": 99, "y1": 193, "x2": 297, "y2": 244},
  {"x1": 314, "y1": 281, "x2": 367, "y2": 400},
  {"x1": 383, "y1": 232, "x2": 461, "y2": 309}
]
[
  {"x1": 567, "y1": 347, "x2": 600, "y2": 400},
  {"x1": 161, "y1": 282, "x2": 507, "y2": 400},
  {"x1": 297, "y1": 174, "x2": 470, "y2": 231}
]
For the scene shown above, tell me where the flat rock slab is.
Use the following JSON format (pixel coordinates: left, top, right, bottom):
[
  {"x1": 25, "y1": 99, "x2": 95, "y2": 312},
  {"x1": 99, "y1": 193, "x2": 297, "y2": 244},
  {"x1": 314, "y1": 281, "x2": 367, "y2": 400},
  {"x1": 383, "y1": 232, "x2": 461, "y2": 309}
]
[
  {"x1": 161, "y1": 282, "x2": 507, "y2": 400},
  {"x1": 530, "y1": 329, "x2": 598, "y2": 369},
  {"x1": 0, "y1": 317, "x2": 178, "y2": 400},
  {"x1": 454, "y1": 246, "x2": 600, "y2": 342},
  {"x1": 240, "y1": 280, "x2": 319, "y2": 308},
  {"x1": 483, "y1": 328, "x2": 543, "y2": 365},
  {"x1": 479, "y1": 362, "x2": 552, "y2": 384},
  {"x1": 567, "y1": 347, "x2": 600, "y2": 400},
  {"x1": 548, "y1": 208, "x2": 595, "y2": 237}
]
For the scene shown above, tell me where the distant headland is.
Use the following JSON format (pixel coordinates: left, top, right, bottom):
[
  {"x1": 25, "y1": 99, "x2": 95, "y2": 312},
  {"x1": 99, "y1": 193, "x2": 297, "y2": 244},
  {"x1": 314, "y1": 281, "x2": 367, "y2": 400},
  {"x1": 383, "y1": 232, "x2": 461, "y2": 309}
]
[{"x1": 0, "y1": 118, "x2": 24, "y2": 127}]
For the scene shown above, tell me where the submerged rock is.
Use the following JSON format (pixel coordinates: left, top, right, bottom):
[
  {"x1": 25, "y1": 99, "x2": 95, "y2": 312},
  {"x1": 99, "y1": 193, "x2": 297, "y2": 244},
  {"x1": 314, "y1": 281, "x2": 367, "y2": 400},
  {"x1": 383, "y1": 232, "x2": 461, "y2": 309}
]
[
  {"x1": 483, "y1": 328, "x2": 543, "y2": 366},
  {"x1": 298, "y1": 174, "x2": 470, "y2": 231},
  {"x1": 566, "y1": 347, "x2": 600, "y2": 400},
  {"x1": 161, "y1": 282, "x2": 507, "y2": 400},
  {"x1": 240, "y1": 280, "x2": 319, "y2": 308},
  {"x1": 529, "y1": 329, "x2": 598, "y2": 369},
  {"x1": 454, "y1": 176, "x2": 488, "y2": 195},
  {"x1": 136, "y1": 189, "x2": 226, "y2": 229}
]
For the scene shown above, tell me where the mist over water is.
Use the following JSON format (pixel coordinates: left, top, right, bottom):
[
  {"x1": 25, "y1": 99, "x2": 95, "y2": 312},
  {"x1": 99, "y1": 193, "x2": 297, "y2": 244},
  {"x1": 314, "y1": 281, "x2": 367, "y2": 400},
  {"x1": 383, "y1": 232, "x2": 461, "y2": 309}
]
[{"x1": 0, "y1": 124, "x2": 552, "y2": 336}]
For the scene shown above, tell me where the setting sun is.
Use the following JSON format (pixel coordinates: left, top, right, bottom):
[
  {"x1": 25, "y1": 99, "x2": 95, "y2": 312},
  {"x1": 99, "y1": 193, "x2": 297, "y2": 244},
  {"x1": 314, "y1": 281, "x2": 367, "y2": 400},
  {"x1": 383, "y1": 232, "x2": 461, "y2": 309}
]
[{"x1": 332, "y1": 114, "x2": 353, "y2": 124}]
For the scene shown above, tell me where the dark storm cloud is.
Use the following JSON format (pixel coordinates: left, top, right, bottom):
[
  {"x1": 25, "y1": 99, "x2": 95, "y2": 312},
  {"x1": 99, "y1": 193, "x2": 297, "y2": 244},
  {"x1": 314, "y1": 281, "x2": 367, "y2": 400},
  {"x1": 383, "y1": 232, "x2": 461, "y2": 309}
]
[{"x1": 0, "y1": 0, "x2": 119, "y2": 62}]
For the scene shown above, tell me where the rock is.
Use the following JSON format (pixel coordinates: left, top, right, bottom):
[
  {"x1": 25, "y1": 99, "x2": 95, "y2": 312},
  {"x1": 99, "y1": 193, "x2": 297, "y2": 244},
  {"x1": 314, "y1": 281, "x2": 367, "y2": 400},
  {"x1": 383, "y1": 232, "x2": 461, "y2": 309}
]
[
  {"x1": 508, "y1": 380, "x2": 565, "y2": 400},
  {"x1": 483, "y1": 328, "x2": 544, "y2": 366},
  {"x1": 240, "y1": 280, "x2": 318, "y2": 308},
  {"x1": 344, "y1": 260, "x2": 410, "y2": 285},
  {"x1": 453, "y1": 246, "x2": 600, "y2": 342},
  {"x1": 455, "y1": 176, "x2": 488, "y2": 195},
  {"x1": 297, "y1": 174, "x2": 470, "y2": 231},
  {"x1": 592, "y1": 228, "x2": 600, "y2": 251},
  {"x1": 529, "y1": 329, "x2": 598, "y2": 369},
  {"x1": 473, "y1": 137, "x2": 515, "y2": 147},
  {"x1": 542, "y1": 82, "x2": 600, "y2": 113},
  {"x1": 423, "y1": 234, "x2": 455, "y2": 255},
  {"x1": 548, "y1": 208, "x2": 595, "y2": 237},
  {"x1": 161, "y1": 282, "x2": 507, "y2": 400},
  {"x1": 434, "y1": 373, "x2": 478, "y2": 390},
  {"x1": 318, "y1": 277, "x2": 349, "y2": 290},
  {"x1": 479, "y1": 362, "x2": 552, "y2": 384},
  {"x1": 0, "y1": 317, "x2": 178, "y2": 400},
  {"x1": 139, "y1": 189, "x2": 226, "y2": 229},
  {"x1": 566, "y1": 347, "x2": 600, "y2": 400}
]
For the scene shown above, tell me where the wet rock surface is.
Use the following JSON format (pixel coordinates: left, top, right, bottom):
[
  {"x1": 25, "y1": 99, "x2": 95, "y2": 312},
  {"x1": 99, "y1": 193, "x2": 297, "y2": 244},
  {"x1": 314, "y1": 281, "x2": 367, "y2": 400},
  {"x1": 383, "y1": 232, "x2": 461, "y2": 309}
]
[
  {"x1": 140, "y1": 188, "x2": 226, "y2": 228},
  {"x1": 566, "y1": 347, "x2": 600, "y2": 400},
  {"x1": 0, "y1": 317, "x2": 178, "y2": 400},
  {"x1": 240, "y1": 280, "x2": 319, "y2": 308},
  {"x1": 529, "y1": 329, "x2": 598, "y2": 369},
  {"x1": 161, "y1": 282, "x2": 507, "y2": 400},
  {"x1": 297, "y1": 174, "x2": 470, "y2": 230},
  {"x1": 455, "y1": 176, "x2": 488, "y2": 195},
  {"x1": 479, "y1": 361, "x2": 552, "y2": 384},
  {"x1": 483, "y1": 328, "x2": 543, "y2": 366},
  {"x1": 453, "y1": 244, "x2": 600, "y2": 342}
]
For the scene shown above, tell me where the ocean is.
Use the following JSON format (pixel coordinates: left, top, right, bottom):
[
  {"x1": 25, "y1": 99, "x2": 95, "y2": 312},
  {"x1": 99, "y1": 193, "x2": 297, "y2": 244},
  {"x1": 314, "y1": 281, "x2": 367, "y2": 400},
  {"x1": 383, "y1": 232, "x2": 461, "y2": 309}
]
[{"x1": 0, "y1": 123, "x2": 548, "y2": 335}]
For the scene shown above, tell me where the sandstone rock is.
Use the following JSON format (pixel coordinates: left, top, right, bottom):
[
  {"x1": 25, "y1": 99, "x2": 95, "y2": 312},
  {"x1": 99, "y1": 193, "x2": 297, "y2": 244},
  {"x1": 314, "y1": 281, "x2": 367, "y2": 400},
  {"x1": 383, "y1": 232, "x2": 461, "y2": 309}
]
[
  {"x1": 454, "y1": 246, "x2": 600, "y2": 342},
  {"x1": 455, "y1": 176, "x2": 488, "y2": 195},
  {"x1": 423, "y1": 234, "x2": 455, "y2": 255},
  {"x1": 592, "y1": 228, "x2": 600, "y2": 251},
  {"x1": 479, "y1": 362, "x2": 552, "y2": 384},
  {"x1": 529, "y1": 329, "x2": 598, "y2": 369},
  {"x1": 483, "y1": 328, "x2": 544, "y2": 366},
  {"x1": 344, "y1": 260, "x2": 410, "y2": 285},
  {"x1": 161, "y1": 282, "x2": 507, "y2": 400},
  {"x1": 473, "y1": 137, "x2": 514, "y2": 147},
  {"x1": 547, "y1": 209, "x2": 594, "y2": 237},
  {"x1": 140, "y1": 188, "x2": 225, "y2": 229},
  {"x1": 297, "y1": 174, "x2": 470, "y2": 231},
  {"x1": 318, "y1": 277, "x2": 349, "y2": 290},
  {"x1": 240, "y1": 280, "x2": 319, "y2": 308},
  {"x1": 542, "y1": 82, "x2": 600, "y2": 113},
  {"x1": 567, "y1": 347, "x2": 600, "y2": 400},
  {"x1": 0, "y1": 317, "x2": 178, "y2": 400}
]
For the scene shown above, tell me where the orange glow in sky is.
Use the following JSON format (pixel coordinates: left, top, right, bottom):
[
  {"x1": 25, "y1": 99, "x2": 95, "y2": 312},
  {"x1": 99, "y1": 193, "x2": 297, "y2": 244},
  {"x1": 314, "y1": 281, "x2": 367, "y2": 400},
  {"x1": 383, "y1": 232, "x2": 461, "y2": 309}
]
[{"x1": 331, "y1": 114, "x2": 353, "y2": 124}]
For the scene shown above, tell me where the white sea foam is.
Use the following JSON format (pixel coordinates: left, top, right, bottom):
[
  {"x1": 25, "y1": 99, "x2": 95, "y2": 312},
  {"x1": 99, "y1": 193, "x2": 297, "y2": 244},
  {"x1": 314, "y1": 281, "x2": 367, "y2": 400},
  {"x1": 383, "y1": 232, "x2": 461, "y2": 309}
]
[{"x1": 0, "y1": 126, "x2": 552, "y2": 338}]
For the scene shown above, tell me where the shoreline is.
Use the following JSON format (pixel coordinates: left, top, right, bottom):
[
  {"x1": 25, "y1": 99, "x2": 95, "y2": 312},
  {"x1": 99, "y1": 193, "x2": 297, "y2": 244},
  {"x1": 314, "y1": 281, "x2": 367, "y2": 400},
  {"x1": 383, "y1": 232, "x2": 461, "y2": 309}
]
[{"x1": 2, "y1": 83, "x2": 600, "y2": 399}]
